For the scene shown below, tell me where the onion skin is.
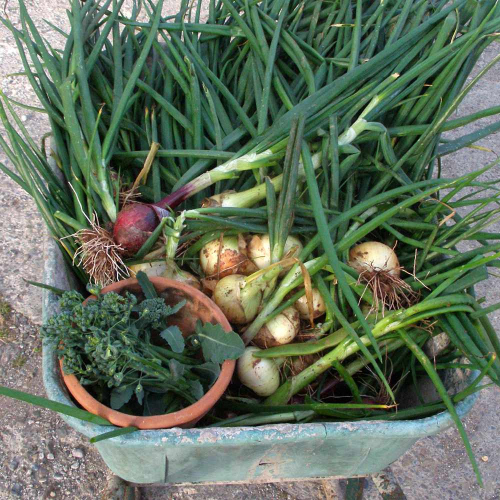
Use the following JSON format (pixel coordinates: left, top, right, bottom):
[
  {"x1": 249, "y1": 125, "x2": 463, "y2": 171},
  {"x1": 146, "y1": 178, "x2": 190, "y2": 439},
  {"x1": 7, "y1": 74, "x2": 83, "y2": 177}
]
[
  {"x1": 213, "y1": 274, "x2": 262, "y2": 325},
  {"x1": 237, "y1": 347, "x2": 280, "y2": 397},
  {"x1": 171, "y1": 269, "x2": 201, "y2": 290},
  {"x1": 129, "y1": 259, "x2": 201, "y2": 289},
  {"x1": 113, "y1": 204, "x2": 158, "y2": 256},
  {"x1": 201, "y1": 190, "x2": 237, "y2": 208},
  {"x1": 112, "y1": 183, "x2": 194, "y2": 255},
  {"x1": 129, "y1": 260, "x2": 168, "y2": 278},
  {"x1": 253, "y1": 307, "x2": 300, "y2": 348},
  {"x1": 348, "y1": 242, "x2": 400, "y2": 277},
  {"x1": 199, "y1": 236, "x2": 247, "y2": 279},
  {"x1": 248, "y1": 234, "x2": 303, "y2": 275},
  {"x1": 294, "y1": 288, "x2": 326, "y2": 320},
  {"x1": 290, "y1": 354, "x2": 319, "y2": 376}
]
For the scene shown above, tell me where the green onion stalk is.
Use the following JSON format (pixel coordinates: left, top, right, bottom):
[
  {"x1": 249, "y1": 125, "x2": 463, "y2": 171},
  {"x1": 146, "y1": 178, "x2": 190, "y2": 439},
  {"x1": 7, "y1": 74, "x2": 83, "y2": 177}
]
[
  {"x1": 128, "y1": 212, "x2": 201, "y2": 289},
  {"x1": 2, "y1": 0, "x2": 500, "y2": 288},
  {"x1": 112, "y1": 117, "x2": 373, "y2": 254},
  {"x1": 263, "y1": 294, "x2": 475, "y2": 405}
]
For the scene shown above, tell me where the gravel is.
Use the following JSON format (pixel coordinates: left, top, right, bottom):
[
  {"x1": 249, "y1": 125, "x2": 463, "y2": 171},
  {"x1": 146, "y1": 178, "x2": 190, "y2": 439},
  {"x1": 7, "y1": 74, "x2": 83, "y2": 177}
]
[{"x1": 0, "y1": 305, "x2": 109, "y2": 499}]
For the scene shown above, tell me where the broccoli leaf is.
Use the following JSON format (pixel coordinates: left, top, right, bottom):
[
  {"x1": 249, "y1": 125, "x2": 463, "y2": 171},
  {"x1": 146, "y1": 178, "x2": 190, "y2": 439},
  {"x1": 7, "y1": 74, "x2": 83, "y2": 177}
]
[
  {"x1": 136, "y1": 271, "x2": 158, "y2": 299},
  {"x1": 187, "y1": 380, "x2": 204, "y2": 401},
  {"x1": 168, "y1": 359, "x2": 186, "y2": 380},
  {"x1": 165, "y1": 299, "x2": 187, "y2": 316},
  {"x1": 143, "y1": 392, "x2": 169, "y2": 416},
  {"x1": 195, "y1": 321, "x2": 244, "y2": 364},
  {"x1": 192, "y1": 362, "x2": 221, "y2": 385},
  {"x1": 110, "y1": 385, "x2": 135, "y2": 410},
  {"x1": 160, "y1": 325, "x2": 185, "y2": 353}
]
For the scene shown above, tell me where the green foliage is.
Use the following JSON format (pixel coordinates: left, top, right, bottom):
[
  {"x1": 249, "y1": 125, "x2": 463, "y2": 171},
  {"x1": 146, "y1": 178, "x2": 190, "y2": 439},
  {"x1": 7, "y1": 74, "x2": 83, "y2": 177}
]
[
  {"x1": 11, "y1": 354, "x2": 27, "y2": 368},
  {"x1": 195, "y1": 321, "x2": 245, "y2": 364},
  {"x1": 0, "y1": 299, "x2": 11, "y2": 317},
  {"x1": 160, "y1": 326, "x2": 185, "y2": 353}
]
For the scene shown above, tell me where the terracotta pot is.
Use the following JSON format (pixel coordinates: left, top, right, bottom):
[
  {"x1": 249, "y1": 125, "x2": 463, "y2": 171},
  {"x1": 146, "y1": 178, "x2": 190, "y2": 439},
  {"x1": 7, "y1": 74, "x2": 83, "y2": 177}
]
[{"x1": 60, "y1": 277, "x2": 235, "y2": 430}]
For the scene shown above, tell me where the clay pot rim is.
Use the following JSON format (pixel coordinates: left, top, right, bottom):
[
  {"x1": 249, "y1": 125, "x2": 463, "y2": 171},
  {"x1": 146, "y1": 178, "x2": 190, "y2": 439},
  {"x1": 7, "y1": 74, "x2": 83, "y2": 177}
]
[{"x1": 60, "y1": 277, "x2": 235, "y2": 430}]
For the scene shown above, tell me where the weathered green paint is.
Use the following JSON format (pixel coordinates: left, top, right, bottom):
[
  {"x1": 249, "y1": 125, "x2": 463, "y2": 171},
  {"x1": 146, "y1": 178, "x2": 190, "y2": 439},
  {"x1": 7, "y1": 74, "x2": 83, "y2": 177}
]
[{"x1": 42, "y1": 238, "x2": 478, "y2": 485}]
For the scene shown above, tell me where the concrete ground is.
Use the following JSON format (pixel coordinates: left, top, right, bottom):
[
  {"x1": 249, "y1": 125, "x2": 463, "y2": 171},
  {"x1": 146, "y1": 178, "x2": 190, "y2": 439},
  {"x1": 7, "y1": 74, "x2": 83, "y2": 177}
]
[{"x1": 0, "y1": 1, "x2": 500, "y2": 499}]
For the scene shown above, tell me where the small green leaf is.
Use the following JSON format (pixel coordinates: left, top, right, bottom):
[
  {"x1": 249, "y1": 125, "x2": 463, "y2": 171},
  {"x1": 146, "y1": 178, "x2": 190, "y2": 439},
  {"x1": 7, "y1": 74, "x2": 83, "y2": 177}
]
[
  {"x1": 136, "y1": 271, "x2": 158, "y2": 299},
  {"x1": 195, "y1": 321, "x2": 244, "y2": 364},
  {"x1": 110, "y1": 385, "x2": 135, "y2": 410},
  {"x1": 166, "y1": 299, "x2": 187, "y2": 316},
  {"x1": 168, "y1": 359, "x2": 186, "y2": 380},
  {"x1": 160, "y1": 326, "x2": 185, "y2": 353},
  {"x1": 187, "y1": 379, "x2": 204, "y2": 400},
  {"x1": 135, "y1": 384, "x2": 144, "y2": 406},
  {"x1": 192, "y1": 362, "x2": 221, "y2": 385}
]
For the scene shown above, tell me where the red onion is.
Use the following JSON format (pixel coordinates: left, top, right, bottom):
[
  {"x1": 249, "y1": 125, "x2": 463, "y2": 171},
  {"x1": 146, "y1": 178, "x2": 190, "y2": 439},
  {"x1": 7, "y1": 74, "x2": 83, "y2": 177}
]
[{"x1": 113, "y1": 185, "x2": 192, "y2": 255}]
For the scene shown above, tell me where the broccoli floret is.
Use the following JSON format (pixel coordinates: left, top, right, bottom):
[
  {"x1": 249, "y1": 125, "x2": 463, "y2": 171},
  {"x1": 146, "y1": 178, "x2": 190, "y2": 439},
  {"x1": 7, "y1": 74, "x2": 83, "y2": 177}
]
[
  {"x1": 136, "y1": 298, "x2": 171, "y2": 329},
  {"x1": 58, "y1": 290, "x2": 84, "y2": 311}
]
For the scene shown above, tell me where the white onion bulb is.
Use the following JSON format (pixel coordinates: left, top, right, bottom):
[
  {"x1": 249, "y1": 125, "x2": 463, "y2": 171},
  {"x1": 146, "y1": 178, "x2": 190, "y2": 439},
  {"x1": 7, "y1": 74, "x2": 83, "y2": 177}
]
[
  {"x1": 213, "y1": 274, "x2": 262, "y2": 324},
  {"x1": 129, "y1": 260, "x2": 200, "y2": 289},
  {"x1": 348, "y1": 242, "x2": 400, "y2": 277},
  {"x1": 199, "y1": 236, "x2": 246, "y2": 278},
  {"x1": 237, "y1": 347, "x2": 280, "y2": 397},
  {"x1": 247, "y1": 234, "x2": 303, "y2": 275},
  {"x1": 294, "y1": 288, "x2": 326, "y2": 320},
  {"x1": 253, "y1": 307, "x2": 300, "y2": 348},
  {"x1": 129, "y1": 260, "x2": 168, "y2": 278}
]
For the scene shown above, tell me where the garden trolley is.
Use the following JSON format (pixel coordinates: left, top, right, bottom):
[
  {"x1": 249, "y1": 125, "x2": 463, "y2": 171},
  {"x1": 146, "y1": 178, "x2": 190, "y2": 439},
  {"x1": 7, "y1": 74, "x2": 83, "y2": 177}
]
[{"x1": 42, "y1": 236, "x2": 478, "y2": 485}]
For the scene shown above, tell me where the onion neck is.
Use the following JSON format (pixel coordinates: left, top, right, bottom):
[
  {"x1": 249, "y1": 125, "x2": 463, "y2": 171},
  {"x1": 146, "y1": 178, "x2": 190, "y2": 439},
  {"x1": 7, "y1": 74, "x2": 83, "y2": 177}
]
[
  {"x1": 201, "y1": 151, "x2": 323, "y2": 209},
  {"x1": 165, "y1": 212, "x2": 185, "y2": 260},
  {"x1": 241, "y1": 256, "x2": 325, "y2": 345},
  {"x1": 152, "y1": 150, "x2": 277, "y2": 210}
]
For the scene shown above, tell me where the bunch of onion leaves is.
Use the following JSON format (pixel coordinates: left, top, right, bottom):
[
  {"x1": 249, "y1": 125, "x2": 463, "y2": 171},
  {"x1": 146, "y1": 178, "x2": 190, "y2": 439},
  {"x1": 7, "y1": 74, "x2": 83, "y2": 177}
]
[{"x1": 2, "y1": 0, "x2": 500, "y2": 285}]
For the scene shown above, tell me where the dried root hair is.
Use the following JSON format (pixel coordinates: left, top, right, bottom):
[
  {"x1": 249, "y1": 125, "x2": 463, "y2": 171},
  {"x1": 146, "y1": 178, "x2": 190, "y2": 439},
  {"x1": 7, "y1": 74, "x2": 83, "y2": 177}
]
[
  {"x1": 361, "y1": 352, "x2": 407, "y2": 408},
  {"x1": 119, "y1": 185, "x2": 141, "y2": 208},
  {"x1": 358, "y1": 265, "x2": 419, "y2": 318},
  {"x1": 66, "y1": 218, "x2": 129, "y2": 286}
]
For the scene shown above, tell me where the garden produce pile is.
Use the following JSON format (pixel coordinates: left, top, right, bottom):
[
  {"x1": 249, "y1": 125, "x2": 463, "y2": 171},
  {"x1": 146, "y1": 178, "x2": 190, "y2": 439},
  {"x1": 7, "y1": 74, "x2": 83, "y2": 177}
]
[{"x1": 2, "y1": 0, "x2": 500, "y2": 484}]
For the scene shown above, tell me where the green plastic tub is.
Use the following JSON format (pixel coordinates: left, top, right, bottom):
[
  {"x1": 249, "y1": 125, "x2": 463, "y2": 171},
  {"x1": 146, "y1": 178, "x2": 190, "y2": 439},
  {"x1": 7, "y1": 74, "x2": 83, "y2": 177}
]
[{"x1": 42, "y1": 236, "x2": 479, "y2": 484}]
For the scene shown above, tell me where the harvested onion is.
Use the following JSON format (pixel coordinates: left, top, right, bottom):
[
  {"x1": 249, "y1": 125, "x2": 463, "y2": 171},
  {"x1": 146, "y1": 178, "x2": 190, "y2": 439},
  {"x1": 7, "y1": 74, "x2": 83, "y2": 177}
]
[
  {"x1": 348, "y1": 242, "x2": 400, "y2": 277},
  {"x1": 129, "y1": 260, "x2": 168, "y2": 278},
  {"x1": 347, "y1": 242, "x2": 416, "y2": 313},
  {"x1": 129, "y1": 259, "x2": 200, "y2": 289},
  {"x1": 294, "y1": 288, "x2": 326, "y2": 319},
  {"x1": 200, "y1": 236, "x2": 245, "y2": 278},
  {"x1": 253, "y1": 307, "x2": 300, "y2": 348},
  {"x1": 200, "y1": 235, "x2": 256, "y2": 278},
  {"x1": 247, "y1": 234, "x2": 303, "y2": 274},
  {"x1": 237, "y1": 347, "x2": 280, "y2": 396},
  {"x1": 213, "y1": 274, "x2": 262, "y2": 324}
]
